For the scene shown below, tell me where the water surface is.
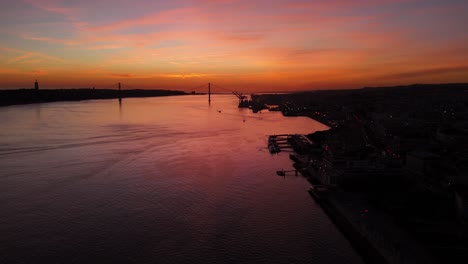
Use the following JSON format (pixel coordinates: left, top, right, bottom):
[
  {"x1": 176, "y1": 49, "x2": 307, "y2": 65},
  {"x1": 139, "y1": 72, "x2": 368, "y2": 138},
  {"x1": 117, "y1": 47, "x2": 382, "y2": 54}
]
[{"x1": 0, "y1": 95, "x2": 362, "y2": 263}]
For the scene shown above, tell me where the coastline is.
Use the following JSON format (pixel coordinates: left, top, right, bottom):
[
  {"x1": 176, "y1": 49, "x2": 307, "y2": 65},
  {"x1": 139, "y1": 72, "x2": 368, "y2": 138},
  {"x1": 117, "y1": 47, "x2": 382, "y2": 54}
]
[
  {"x1": 284, "y1": 112, "x2": 437, "y2": 263},
  {"x1": 0, "y1": 89, "x2": 187, "y2": 107},
  {"x1": 308, "y1": 186, "x2": 436, "y2": 264}
]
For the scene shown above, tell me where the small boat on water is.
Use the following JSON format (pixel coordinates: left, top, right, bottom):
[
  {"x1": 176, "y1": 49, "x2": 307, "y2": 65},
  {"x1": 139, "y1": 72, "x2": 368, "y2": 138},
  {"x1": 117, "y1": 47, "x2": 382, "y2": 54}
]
[{"x1": 276, "y1": 169, "x2": 298, "y2": 176}]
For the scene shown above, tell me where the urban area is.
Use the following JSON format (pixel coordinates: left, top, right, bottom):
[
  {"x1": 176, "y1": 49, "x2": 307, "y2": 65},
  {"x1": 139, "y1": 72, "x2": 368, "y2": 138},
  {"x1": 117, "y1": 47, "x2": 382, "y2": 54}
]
[{"x1": 250, "y1": 83, "x2": 468, "y2": 263}]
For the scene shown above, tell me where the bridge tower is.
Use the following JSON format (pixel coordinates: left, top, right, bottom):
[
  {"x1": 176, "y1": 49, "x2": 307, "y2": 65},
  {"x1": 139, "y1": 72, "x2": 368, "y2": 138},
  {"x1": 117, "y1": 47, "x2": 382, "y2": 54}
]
[
  {"x1": 208, "y1": 82, "x2": 211, "y2": 104},
  {"x1": 118, "y1": 82, "x2": 122, "y2": 103}
]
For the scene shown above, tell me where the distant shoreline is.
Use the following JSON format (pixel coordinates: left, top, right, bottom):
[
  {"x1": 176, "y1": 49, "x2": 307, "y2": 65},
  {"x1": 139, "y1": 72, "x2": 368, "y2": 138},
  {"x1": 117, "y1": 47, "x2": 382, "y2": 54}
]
[{"x1": 0, "y1": 88, "x2": 188, "y2": 107}]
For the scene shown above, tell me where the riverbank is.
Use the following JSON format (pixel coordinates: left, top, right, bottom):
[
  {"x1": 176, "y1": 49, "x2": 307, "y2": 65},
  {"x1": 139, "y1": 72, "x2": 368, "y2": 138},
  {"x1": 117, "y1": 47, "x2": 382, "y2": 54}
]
[
  {"x1": 0, "y1": 89, "x2": 187, "y2": 107},
  {"x1": 257, "y1": 84, "x2": 468, "y2": 262},
  {"x1": 308, "y1": 186, "x2": 436, "y2": 264},
  {"x1": 289, "y1": 126, "x2": 438, "y2": 263}
]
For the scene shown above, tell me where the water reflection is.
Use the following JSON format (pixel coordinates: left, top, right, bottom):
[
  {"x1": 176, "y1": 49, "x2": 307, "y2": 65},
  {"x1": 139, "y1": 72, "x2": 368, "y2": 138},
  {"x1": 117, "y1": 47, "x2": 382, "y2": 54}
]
[
  {"x1": 118, "y1": 98, "x2": 122, "y2": 120},
  {"x1": 35, "y1": 103, "x2": 41, "y2": 120},
  {"x1": 0, "y1": 95, "x2": 361, "y2": 264}
]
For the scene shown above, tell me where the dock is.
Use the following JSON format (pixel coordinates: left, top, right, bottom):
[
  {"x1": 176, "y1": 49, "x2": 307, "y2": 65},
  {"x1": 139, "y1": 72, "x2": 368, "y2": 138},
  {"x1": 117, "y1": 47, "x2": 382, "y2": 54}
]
[
  {"x1": 276, "y1": 169, "x2": 298, "y2": 176},
  {"x1": 268, "y1": 134, "x2": 311, "y2": 154},
  {"x1": 268, "y1": 134, "x2": 289, "y2": 153}
]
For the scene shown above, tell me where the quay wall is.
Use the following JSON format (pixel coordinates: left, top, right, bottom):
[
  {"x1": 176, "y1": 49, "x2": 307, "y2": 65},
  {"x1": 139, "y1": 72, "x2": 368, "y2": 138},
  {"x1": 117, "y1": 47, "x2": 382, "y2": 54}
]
[{"x1": 310, "y1": 190, "x2": 389, "y2": 264}]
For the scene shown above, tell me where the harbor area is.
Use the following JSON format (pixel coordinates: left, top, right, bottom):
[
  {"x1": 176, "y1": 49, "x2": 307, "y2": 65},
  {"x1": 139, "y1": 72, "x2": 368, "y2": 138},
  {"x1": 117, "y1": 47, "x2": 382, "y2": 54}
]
[
  {"x1": 267, "y1": 134, "x2": 314, "y2": 154},
  {"x1": 268, "y1": 130, "x2": 439, "y2": 263},
  {"x1": 262, "y1": 85, "x2": 468, "y2": 263}
]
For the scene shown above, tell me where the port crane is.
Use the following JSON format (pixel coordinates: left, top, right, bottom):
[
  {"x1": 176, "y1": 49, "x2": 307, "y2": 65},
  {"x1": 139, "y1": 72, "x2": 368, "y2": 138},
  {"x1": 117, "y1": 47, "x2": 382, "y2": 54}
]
[
  {"x1": 232, "y1": 91, "x2": 252, "y2": 108},
  {"x1": 232, "y1": 91, "x2": 247, "y2": 103}
]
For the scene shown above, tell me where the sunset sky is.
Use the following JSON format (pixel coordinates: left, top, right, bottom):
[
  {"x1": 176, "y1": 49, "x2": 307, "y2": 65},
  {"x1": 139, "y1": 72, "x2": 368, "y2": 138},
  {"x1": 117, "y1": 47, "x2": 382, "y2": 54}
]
[{"x1": 1, "y1": 0, "x2": 467, "y2": 92}]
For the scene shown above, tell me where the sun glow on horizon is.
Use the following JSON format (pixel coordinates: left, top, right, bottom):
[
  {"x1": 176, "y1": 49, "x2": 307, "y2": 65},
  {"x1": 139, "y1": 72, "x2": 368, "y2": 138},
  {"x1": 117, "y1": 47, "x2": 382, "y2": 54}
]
[{"x1": 0, "y1": 0, "x2": 467, "y2": 92}]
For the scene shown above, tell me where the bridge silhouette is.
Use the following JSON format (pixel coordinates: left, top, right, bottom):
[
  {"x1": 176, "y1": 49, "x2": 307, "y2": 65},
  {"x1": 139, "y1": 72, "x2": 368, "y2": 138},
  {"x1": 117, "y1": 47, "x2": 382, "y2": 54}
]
[
  {"x1": 104, "y1": 82, "x2": 247, "y2": 104},
  {"x1": 104, "y1": 82, "x2": 232, "y2": 93}
]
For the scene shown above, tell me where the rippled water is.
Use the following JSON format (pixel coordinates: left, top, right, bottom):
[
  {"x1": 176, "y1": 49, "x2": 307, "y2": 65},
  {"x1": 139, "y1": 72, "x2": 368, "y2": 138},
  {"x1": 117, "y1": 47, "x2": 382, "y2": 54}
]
[{"x1": 0, "y1": 95, "x2": 363, "y2": 263}]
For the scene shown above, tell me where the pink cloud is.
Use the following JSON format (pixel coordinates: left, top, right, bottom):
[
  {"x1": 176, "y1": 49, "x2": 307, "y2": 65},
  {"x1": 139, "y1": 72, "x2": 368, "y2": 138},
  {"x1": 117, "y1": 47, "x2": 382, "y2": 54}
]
[
  {"x1": 109, "y1": 73, "x2": 135, "y2": 78},
  {"x1": 85, "y1": 44, "x2": 123, "y2": 50},
  {"x1": 87, "y1": 7, "x2": 199, "y2": 32},
  {"x1": 2, "y1": 47, "x2": 64, "y2": 64},
  {"x1": 0, "y1": 67, "x2": 48, "y2": 76},
  {"x1": 24, "y1": 0, "x2": 80, "y2": 19},
  {"x1": 286, "y1": 0, "x2": 416, "y2": 10},
  {"x1": 214, "y1": 30, "x2": 265, "y2": 43},
  {"x1": 2, "y1": 0, "x2": 467, "y2": 90},
  {"x1": 21, "y1": 34, "x2": 81, "y2": 46}
]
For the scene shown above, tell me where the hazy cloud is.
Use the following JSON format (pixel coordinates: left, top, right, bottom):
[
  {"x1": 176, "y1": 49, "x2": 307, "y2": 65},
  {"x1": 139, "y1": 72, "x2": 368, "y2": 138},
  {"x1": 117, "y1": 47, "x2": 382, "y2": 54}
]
[{"x1": 382, "y1": 66, "x2": 468, "y2": 80}]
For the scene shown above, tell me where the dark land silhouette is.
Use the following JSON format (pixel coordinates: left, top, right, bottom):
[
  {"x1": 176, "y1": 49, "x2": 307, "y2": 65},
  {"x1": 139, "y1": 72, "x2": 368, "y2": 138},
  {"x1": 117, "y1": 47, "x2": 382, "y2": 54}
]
[
  {"x1": 0, "y1": 88, "x2": 187, "y2": 107},
  {"x1": 253, "y1": 83, "x2": 468, "y2": 263}
]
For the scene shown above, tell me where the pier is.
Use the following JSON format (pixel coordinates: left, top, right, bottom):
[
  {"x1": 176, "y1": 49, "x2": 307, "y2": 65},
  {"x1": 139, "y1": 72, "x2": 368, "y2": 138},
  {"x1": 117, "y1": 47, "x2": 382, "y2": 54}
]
[
  {"x1": 268, "y1": 134, "x2": 314, "y2": 154},
  {"x1": 268, "y1": 134, "x2": 293, "y2": 153},
  {"x1": 276, "y1": 169, "x2": 298, "y2": 176}
]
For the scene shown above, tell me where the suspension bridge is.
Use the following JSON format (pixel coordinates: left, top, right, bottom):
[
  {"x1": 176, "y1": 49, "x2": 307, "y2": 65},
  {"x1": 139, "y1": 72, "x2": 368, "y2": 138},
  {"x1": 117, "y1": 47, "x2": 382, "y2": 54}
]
[
  {"x1": 103, "y1": 82, "x2": 250, "y2": 105},
  {"x1": 1, "y1": 80, "x2": 252, "y2": 107}
]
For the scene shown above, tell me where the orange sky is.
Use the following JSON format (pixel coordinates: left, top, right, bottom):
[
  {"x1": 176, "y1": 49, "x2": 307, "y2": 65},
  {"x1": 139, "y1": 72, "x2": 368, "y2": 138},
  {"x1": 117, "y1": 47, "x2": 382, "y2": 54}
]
[{"x1": 0, "y1": 0, "x2": 467, "y2": 92}]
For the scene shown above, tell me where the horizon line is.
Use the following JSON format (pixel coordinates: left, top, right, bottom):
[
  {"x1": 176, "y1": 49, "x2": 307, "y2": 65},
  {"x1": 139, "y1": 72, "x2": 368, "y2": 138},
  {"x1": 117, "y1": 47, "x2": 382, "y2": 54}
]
[{"x1": 1, "y1": 82, "x2": 467, "y2": 94}]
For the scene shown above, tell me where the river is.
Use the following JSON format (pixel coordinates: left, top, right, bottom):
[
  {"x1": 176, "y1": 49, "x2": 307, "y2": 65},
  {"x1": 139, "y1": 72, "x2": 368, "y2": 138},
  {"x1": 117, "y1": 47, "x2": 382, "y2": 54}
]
[{"x1": 0, "y1": 95, "x2": 363, "y2": 263}]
